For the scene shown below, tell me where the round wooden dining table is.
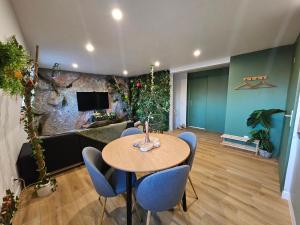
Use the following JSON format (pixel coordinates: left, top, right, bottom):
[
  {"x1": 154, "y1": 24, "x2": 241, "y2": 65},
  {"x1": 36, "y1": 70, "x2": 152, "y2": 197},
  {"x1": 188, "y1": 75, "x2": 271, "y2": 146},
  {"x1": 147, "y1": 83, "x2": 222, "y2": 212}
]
[{"x1": 102, "y1": 133, "x2": 190, "y2": 225}]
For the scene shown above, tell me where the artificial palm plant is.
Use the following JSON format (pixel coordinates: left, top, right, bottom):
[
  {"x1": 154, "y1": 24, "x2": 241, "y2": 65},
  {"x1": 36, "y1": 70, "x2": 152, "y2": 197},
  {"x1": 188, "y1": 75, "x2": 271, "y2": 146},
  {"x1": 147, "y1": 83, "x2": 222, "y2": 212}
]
[{"x1": 247, "y1": 109, "x2": 285, "y2": 156}]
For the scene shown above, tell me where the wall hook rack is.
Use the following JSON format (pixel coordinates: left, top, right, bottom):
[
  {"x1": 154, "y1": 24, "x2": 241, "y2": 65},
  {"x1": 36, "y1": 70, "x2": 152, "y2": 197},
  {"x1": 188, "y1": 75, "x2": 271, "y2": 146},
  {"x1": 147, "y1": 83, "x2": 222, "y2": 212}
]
[{"x1": 235, "y1": 75, "x2": 276, "y2": 90}]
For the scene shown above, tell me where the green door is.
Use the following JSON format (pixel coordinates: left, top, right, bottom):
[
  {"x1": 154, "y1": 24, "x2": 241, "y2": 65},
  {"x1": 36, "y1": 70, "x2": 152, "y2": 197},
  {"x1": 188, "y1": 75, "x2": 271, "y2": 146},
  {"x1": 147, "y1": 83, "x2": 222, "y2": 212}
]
[
  {"x1": 187, "y1": 68, "x2": 229, "y2": 132},
  {"x1": 206, "y1": 74, "x2": 228, "y2": 132},
  {"x1": 188, "y1": 76, "x2": 207, "y2": 128},
  {"x1": 279, "y1": 37, "x2": 300, "y2": 190}
]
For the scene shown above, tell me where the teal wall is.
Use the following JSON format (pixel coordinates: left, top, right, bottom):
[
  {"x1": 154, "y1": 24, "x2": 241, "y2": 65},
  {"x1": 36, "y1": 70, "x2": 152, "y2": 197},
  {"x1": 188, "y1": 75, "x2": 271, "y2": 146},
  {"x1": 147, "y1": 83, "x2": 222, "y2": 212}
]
[
  {"x1": 224, "y1": 46, "x2": 294, "y2": 157},
  {"x1": 188, "y1": 68, "x2": 229, "y2": 133},
  {"x1": 279, "y1": 35, "x2": 300, "y2": 189}
]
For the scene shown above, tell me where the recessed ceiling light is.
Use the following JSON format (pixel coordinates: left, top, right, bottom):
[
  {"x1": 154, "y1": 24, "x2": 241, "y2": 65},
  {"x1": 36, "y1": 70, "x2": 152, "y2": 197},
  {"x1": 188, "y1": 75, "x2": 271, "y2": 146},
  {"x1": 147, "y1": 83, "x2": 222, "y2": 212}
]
[
  {"x1": 72, "y1": 63, "x2": 78, "y2": 68},
  {"x1": 193, "y1": 49, "x2": 201, "y2": 57},
  {"x1": 154, "y1": 61, "x2": 160, "y2": 67},
  {"x1": 123, "y1": 70, "x2": 128, "y2": 75},
  {"x1": 112, "y1": 8, "x2": 123, "y2": 21},
  {"x1": 86, "y1": 43, "x2": 95, "y2": 52}
]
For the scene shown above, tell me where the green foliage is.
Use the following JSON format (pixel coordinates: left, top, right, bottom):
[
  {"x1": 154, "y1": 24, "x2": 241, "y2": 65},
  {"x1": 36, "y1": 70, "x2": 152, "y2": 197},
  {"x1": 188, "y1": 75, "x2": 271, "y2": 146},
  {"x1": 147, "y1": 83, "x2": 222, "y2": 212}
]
[
  {"x1": 130, "y1": 69, "x2": 170, "y2": 132},
  {"x1": 247, "y1": 108, "x2": 285, "y2": 153},
  {"x1": 0, "y1": 36, "x2": 29, "y2": 95},
  {"x1": 92, "y1": 112, "x2": 117, "y2": 122},
  {"x1": 107, "y1": 77, "x2": 132, "y2": 119},
  {"x1": 247, "y1": 109, "x2": 285, "y2": 128},
  {"x1": 247, "y1": 129, "x2": 273, "y2": 152},
  {"x1": 0, "y1": 189, "x2": 19, "y2": 225}
]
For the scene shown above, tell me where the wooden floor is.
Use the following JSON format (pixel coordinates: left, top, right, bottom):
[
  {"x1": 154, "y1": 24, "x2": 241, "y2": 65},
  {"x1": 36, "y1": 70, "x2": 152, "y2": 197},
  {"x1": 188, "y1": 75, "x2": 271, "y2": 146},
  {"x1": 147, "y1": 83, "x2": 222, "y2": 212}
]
[{"x1": 13, "y1": 129, "x2": 291, "y2": 225}]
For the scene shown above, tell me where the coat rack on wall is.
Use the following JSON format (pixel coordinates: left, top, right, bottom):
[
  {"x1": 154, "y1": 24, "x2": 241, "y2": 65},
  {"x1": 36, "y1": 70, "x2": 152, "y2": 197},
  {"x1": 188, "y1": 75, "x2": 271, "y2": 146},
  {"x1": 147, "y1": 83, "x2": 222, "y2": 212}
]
[{"x1": 235, "y1": 75, "x2": 276, "y2": 90}]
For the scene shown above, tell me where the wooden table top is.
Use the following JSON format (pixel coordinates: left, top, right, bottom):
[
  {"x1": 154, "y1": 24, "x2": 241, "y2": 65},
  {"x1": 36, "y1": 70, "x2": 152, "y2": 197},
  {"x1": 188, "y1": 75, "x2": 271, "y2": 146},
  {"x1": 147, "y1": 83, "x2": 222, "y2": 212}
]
[{"x1": 102, "y1": 133, "x2": 190, "y2": 173}]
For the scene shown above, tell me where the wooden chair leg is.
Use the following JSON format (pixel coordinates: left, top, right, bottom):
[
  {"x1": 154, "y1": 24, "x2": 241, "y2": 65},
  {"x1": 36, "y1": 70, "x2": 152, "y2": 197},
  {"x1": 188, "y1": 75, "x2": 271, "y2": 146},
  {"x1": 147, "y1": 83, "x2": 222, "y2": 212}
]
[
  {"x1": 99, "y1": 197, "x2": 107, "y2": 225},
  {"x1": 146, "y1": 210, "x2": 151, "y2": 225},
  {"x1": 188, "y1": 175, "x2": 198, "y2": 199}
]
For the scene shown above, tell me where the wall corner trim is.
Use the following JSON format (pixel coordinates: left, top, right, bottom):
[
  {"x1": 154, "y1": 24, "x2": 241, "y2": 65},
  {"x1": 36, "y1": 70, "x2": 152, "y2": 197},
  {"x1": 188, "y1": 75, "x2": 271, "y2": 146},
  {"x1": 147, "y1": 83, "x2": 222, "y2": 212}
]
[{"x1": 282, "y1": 191, "x2": 297, "y2": 225}]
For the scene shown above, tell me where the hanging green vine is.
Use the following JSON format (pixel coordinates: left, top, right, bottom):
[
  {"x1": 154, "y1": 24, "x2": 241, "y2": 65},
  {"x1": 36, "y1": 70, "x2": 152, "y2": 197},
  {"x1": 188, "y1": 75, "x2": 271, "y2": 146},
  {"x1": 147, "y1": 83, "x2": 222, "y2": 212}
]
[
  {"x1": 0, "y1": 36, "x2": 29, "y2": 95},
  {"x1": 129, "y1": 67, "x2": 170, "y2": 132},
  {"x1": 0, "y1": 36, "x2": 56, "y2": 191}
]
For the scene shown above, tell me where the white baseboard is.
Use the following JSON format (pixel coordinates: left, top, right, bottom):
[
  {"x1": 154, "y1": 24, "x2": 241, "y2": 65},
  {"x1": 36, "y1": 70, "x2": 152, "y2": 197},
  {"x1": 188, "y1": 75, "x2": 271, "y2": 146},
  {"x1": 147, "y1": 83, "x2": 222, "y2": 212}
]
[
  {"x1": 187, "y1": 126, "x2": 205, "y2": 130},
  {"x1": 282, "y1": 191, "x2": 297, "y2": 225}
]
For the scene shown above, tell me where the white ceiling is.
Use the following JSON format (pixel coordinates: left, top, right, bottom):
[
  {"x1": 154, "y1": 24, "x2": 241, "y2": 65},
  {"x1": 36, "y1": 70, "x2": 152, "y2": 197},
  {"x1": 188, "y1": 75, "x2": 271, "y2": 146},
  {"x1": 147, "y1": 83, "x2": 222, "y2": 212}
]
[{"x1": 11, "y1": 0, "x2": 300, "y2": 76}]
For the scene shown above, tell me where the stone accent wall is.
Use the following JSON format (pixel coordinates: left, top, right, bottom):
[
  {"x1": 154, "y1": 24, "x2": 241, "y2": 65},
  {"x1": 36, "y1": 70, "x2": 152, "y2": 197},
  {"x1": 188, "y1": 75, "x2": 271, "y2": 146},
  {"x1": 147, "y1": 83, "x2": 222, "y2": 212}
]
[{"x1": 34, "y1": 68, "x2": 126, "y2": 135}]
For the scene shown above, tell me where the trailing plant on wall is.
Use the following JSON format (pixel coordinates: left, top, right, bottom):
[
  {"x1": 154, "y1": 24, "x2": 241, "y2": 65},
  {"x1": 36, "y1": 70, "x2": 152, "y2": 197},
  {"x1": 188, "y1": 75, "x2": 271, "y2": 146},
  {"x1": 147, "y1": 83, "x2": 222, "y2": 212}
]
[
  {"x1": 0, "y1": 36, "x2": 56, "y2": 193},
  {"x1": 21, "y1": 47, "x2": 57, "y2": 192},
  {"x1": 107, "y1": 76, "x2": 132, "y2": 119},
  {"x1": 247, "y1": 109, "x2": 285, "y2": 155},
  {"x1": 130, "y1": 66, "x2": 170, "y2": 132},
  {"x1": 0, "y1": 36, "x2": 29, "y2": 95}
]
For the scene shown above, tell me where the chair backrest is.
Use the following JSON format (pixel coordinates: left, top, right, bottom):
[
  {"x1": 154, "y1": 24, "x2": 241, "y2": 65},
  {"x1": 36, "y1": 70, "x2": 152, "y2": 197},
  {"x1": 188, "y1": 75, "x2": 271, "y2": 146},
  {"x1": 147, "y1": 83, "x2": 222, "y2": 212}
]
[
  {"x1": 135, "y1": 165, "x2": 190, "y2": 212},
  {"x1": 177, "y1": 132, "x2": 197, "y2": 169},
  {"x1": 121, "y1": 127, "x2": 143, "y2": 137},
  {"x1": 82, "y1": 147, "x2": 116, "y2": 197}
]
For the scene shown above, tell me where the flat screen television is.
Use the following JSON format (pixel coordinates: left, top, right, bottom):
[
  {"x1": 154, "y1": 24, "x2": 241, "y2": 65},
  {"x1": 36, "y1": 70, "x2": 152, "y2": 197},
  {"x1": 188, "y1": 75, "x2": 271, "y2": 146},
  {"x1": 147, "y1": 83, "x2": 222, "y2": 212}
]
[{"x1": 76, "y1": 92, "x2": 109, "y2": 111}]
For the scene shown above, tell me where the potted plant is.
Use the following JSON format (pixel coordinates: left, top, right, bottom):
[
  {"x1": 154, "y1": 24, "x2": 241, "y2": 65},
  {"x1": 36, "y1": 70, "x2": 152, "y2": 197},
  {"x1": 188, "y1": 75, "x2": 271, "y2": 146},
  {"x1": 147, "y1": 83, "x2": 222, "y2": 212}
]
[
  {"x1": 0, "y1": 36, "x2": 56, "y2": 196},
  {"x1": 247, "y1": 109, "x2": 285, "y2": 158}
]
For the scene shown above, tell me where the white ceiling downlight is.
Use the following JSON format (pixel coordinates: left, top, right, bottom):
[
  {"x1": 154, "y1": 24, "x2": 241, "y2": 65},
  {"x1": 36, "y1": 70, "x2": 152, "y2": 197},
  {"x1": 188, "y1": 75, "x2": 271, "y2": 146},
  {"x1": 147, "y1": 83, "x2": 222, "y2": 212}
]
[
  {"x1": 112, "y1": 8, "x2": 123, "y2": 21},
  {"x1": 193, "y1": 49, "x2": 201, "y2": 57},
  {"x1": 85, "y1": 43, "x2": 95, "y2": 52}
]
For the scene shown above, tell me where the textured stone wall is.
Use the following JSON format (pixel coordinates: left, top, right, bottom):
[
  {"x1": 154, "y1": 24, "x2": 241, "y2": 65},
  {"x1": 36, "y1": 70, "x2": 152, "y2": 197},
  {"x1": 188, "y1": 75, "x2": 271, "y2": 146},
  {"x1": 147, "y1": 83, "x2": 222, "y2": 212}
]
[{"x1": 34, "y1": 68, "x2": 126, "y2": 135}]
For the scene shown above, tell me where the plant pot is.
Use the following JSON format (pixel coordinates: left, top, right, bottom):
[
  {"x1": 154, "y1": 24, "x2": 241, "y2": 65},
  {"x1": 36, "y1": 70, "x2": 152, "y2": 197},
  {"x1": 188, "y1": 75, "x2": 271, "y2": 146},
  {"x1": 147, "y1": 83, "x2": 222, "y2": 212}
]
[
  {"x1": 259, "y1": 149, "x2": 272, "y2": 158},
  {"x1": 36, "y1": 181, "x2": 53, "y2": 197}
]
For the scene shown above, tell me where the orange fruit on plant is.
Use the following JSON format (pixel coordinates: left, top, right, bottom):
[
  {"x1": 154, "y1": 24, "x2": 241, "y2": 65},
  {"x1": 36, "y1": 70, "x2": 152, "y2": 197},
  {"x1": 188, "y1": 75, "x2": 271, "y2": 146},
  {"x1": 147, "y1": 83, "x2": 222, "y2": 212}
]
[{"x1": 15, "y1": 71, "x2": 23, "y2": 79}]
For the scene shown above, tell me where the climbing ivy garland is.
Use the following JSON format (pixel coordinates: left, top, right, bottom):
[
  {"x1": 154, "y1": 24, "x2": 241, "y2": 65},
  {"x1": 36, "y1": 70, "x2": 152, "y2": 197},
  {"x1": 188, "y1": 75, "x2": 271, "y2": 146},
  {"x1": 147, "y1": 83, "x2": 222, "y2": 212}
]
[
  {"x1": 129, "y1": 66, "x2": 170, "y2": 132},
  {"x1": 0, "y1": 36, "x2": 28, "y2": 95},
  {"x1": 0, "y1": 36, "x2": 56, "y2": 191}
]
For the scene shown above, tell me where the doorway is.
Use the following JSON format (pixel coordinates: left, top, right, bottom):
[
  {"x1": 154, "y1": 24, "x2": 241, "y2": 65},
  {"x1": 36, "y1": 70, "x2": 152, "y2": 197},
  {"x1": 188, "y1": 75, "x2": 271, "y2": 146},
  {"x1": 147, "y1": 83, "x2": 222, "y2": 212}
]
[{"x1": 187, "y1": 68, "x2": 229, "y2": 133}]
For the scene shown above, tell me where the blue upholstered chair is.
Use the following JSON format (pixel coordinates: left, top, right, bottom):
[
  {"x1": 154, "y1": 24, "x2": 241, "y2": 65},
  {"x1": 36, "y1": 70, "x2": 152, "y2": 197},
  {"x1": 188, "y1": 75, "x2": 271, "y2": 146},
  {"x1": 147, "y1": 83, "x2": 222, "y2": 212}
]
[
  {"x1": 177, "y1": 131, "x2": 198, "y2": 199},
  {"x1": 82, "y1": 147, "x2": 137, "y2": 225},
  {"x1": 135, "y1": 165, "x2": 190, "y2": 225},
  {"x1": 121, "y1": 127, "x2": 143, "y2": 137}
]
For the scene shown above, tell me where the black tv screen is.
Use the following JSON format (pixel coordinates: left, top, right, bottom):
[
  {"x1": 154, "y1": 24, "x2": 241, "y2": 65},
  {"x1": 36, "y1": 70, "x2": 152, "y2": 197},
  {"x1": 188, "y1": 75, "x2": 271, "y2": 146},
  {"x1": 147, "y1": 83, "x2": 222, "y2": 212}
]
[{"x1": 77, "y1": 92, "x2": 109, "y2": 111}]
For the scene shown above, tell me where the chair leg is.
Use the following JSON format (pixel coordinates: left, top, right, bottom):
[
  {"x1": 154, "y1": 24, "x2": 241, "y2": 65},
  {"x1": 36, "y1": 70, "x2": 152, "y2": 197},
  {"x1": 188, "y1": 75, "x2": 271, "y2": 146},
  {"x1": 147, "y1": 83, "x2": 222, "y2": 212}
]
[
  {"x1": 99, "y1": 197, "x2": 107, "y2": 225},
  {"x1": 146, "y1": 211, "x2": 151, "y2": 225},
  {"x1": 188, "y1": 175, "x2": 198, "y2": 199}
]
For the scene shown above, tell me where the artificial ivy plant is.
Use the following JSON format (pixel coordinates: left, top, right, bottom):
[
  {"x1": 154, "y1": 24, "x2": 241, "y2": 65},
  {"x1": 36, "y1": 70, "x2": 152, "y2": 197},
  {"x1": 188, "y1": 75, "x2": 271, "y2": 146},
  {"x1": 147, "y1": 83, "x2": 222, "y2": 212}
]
[
  {"x1": 130, "y1": 66, "x2": 170, "y2": 132},
  {"x1": 0, "y1": 36, "x2": 56, "y2": 192},
  {"x1": 0, "y1": 36, "x2": 28, "y2": 95}
]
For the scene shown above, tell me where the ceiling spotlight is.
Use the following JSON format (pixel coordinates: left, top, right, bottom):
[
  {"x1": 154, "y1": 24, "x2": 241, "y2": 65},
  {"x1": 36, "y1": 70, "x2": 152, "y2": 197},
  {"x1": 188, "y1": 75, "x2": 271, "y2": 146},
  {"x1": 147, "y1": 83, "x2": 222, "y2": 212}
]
[
  {"x1": 193, "y1": 49, "x2": 201, "y2": 57},
  {"x1": 123, "y1": 70, "x2": 128, "y2": 75},
  {"x1": 112, "y1": 8, "x2": 123, "y2": 21},
  {"x1": 72, "y1": 63, "x2": 78, "y2": 68},
  {"x1": 154, "y1": 61, "x2": 160, "y2": 67},
  {"x1": 86, "y1": 43, "x2": 95, "y2": 52}
]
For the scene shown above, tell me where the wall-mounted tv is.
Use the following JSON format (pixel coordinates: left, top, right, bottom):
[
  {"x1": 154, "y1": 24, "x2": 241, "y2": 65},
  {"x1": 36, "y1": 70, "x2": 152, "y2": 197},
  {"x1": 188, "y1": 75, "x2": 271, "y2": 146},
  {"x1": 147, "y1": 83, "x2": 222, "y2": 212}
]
[{"x1": 76, "y1": 92, "x2": 109, "y2": 111}]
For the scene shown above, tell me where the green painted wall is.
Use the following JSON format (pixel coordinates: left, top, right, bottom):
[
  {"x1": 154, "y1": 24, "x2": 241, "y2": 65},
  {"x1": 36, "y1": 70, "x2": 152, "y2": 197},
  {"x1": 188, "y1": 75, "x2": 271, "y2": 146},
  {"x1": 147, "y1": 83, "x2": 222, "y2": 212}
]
[
  {"x1": 279, "y1": 35, "x2": 300, "y2": 189},
  {"x1": 188, "y1": 68, "x2": 229, "y2": 133},
  {"x1": 225, "y1": 46, "x2": 294, "y2": 157}
]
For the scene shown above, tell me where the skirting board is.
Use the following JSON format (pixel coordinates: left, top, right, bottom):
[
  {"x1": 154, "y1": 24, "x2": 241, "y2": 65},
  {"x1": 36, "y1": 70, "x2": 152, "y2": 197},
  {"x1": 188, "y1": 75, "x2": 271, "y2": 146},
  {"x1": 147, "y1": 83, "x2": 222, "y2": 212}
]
[
  {"x1": 188, "y1": 126, "x2": 205, "y2": 130},
  {"x1": 282, "y1": 191, "x2": 297, "y2": 225}
]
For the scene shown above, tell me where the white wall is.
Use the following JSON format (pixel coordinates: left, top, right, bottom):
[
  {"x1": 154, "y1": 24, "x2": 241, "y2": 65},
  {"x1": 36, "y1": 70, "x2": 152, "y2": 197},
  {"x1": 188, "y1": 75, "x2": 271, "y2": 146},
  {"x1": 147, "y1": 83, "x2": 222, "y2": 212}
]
[
  {"x1": 173, "y1": 72, "x2": 187, "y2": 129},
  {"x1": 0, "y1": 0, "x2": 27, "y2": 201}
]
